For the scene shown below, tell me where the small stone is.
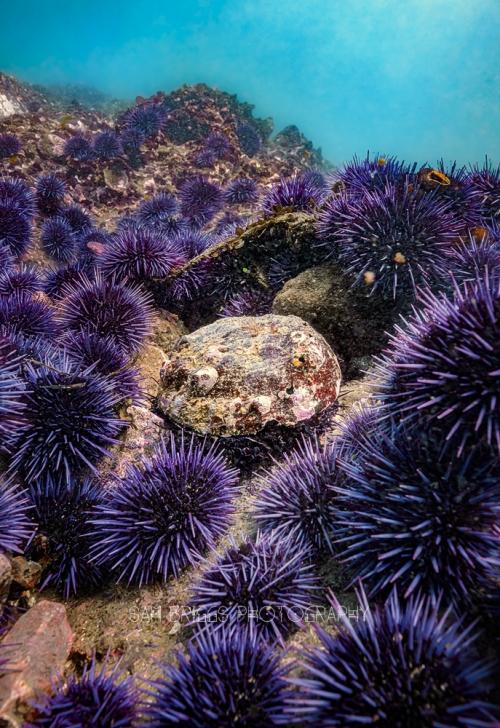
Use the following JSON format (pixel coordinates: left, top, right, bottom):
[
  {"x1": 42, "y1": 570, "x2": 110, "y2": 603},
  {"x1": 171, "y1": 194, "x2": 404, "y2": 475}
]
[
  {"x1": 0, "y1": 600, "x2": 73, "y2": 726},
  {"x1": 158, "y1": 314, "x2": 341, "y2": 436},
  {"x1": 103, "y1": 166, "x2": 129, "y2": 192},
  {"x1": 10, "y1": 557, "x2": 42, "y2": 590},
  {"x1": 0, "y1": 555, "x2": 12, "y2": 603}
]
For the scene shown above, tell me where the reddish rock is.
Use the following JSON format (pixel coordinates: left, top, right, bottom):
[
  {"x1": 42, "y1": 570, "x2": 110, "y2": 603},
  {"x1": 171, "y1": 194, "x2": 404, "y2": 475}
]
[
  {"x1": 0, "y1": 600, "x2": 73, "y2": 726},
  {"x1": 0, "y1": 555, "x2": 12, "y2": 603},
  {"x1": 158, "y1": 314, "x2": 342, "y2": 436}
]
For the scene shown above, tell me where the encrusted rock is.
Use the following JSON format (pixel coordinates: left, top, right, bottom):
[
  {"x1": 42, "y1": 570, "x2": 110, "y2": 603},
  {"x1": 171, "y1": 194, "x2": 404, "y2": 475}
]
[
  {"x1": 158, "y1": 314, "x2": 341, "y2": 436},
  {"x1": 151, "y1": 310, "x2": 188, "y2": 353},
  {"x1": 0, "y1": 600, "x2": 73, "y2": 727},
  {"x1": 272, "y1": 265, "x2": 398, "y2": 378},
  {"x1": 135, "y1": 343, "x2": 168, "y2": 399},
  {"x1": 105, "y1": 405, "x2": 165, "y2": 480},
  {"x1": 0, "y1": 555, "x2": 12, "y2": 603},
  {"x1": 10, "y1": 557, "x2": 42, "y2": 591}
]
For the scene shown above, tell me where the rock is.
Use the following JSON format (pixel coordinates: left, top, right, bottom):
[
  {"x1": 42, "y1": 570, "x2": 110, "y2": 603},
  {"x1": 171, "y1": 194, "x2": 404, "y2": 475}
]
[
  {"x1": 272, "y1": 265, "x2": 398, "y2": 378},
  {"x1": 158, "y1": 314, "x2": 341, "y2": 436},
  {"x1": 105, "y1": 405, "x2": 165, "y2": 480},
  {"x1": 0, "y1": 94, "x2": 24, "y2": 118},
  {"x1": 10, "y1": 557, "x2": 42, "y2": 591},
  {"x1": 135, "y1": 343, "x2": 168, "y2": 399},
  {"x1": 0, "y1": 600, "x2": 73, "y2": 726},
  {"x1": 151, "y1": 310, "x2": 187, "y2": 354},
  {"x1": 161, "y1": 211, "x2": 319, "y2": 323},
  {"x1": 0, "y1": 555, "x2": 12, "y2": 603},
  {"x1": 103, "y1": 165, "x2": 129, "y2": 192}
]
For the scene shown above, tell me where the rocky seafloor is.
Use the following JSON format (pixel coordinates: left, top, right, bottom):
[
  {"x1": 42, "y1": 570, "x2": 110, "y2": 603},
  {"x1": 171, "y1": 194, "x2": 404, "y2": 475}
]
[{"x1": 0, "y1": 71, "x2": 499, "y2": 726}]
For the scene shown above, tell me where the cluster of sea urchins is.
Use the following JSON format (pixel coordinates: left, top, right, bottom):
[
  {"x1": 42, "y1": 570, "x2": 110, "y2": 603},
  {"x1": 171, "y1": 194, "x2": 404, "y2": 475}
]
[{"x1": 1, "y1": 104, "x2": 499, "y2": 727}]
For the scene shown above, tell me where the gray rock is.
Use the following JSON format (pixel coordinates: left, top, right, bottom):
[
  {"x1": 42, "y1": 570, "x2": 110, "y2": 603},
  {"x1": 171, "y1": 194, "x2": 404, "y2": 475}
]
[
  {"x1": 158, "y1": 314, "x2": 341, "y2": 436},
  {"x1": 272, "y1": 265, "x2": 398, "y2": 377}
]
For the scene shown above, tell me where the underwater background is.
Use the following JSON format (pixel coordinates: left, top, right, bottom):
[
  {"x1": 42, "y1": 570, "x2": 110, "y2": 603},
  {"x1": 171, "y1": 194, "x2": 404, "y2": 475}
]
[{"x1": 1, "y1": 0, "x2": 499, "y2": 164}]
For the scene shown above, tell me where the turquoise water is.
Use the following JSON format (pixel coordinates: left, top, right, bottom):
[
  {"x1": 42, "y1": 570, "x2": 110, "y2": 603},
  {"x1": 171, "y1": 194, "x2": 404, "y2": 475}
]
[{"x1": 1, "y1": 0, "x2": 499, "y2": 164}]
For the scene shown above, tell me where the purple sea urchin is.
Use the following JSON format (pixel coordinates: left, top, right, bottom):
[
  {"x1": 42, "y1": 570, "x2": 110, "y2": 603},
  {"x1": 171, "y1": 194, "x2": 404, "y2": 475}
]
[
  {"x1": 320, "y1": 183, "x2": 462, "y2": 299},
  {"x1": 120, "y1": 127, "x2": 145, "y2": 164},
  {"x1": 253, "y1": 438, "x2": 339, "y2": 556},
  {"x1": 28, "y1": 656, "x2": 139, "y2": 727},
  {"x1": 0, "y1": 294, "x2": 57, "y2": 339},
  {"x1": 35, "y1": 174, "x2": 66, "y2": 216},
  {"x1": 62, "y1": 330, "x2": 140, "y2": 403},
  {"x1": 100, "y1": 227, "x2": 182, "y2": 283},
  {"x1": 291, "y1": 587, "x2": 496, "y2": 727},
  {"x1": 219, "y1": 288, "x2": 272, "y2": 317},
  {"x1": 194, "y1": 148, "x2": 217, "y2": 168},
  {"x1": 89, "y1": 436, "x2": 238, "y2": 586},
  {"x1": 377, "y1": 273, "x2": 500, "y2": 455},
  {"x1": 0, "y1": 477, "x2": 32, "y2": 554},
  {"x1": 213, "y1": 211, "x2": 246, "y2": 237},
  {"x1": 224, "y1": 177, "x2": 259, "y2": 205},
  {"x1": 63, "y1": 134, "x2": 94, "y2": 161},
  {"x1": 0, "y1": 265, "x2": 42, "y2": 297},
  {"x1": 0, "y1": 177, "x2": 36, "y2": 217},
  {"x1": 267, "y1": 250, "x2": 303, "y2": 289},
  {"x1": 316, "y1": 193, "x2": 368, "y2": 263},
  {"x1": 0, "y1": 198, "x2": 32, "y2": 257},
  {"x1": 58, "y1": 271, "x2": 153, "y2": 354},
  {"x1": 125, "y1": 103, "x2": 164, "y2": 138},
  {"x1": 157, "y1": 228, "x2": 213, "y2": 303},
  {"x1": 8, "y1": 356, "x2": 125, "y2": 484},
  {"x1": 135, "y1": 191, "x2": 178, "y2": 229},
  {"x1": 236, "y1": 122, "x2": 261, "y2": 157},
  {"x1": 143, "y1": 627, "x2": 292, "y2": 728},
  {"x1": 170, "y1": 228, "x2": 213, "y2": 258},
  {"x1": 300, "y1": 169, "x2": 328, "y2": 195},
  {"x1": 335, "y1": 402, "x2": 383, "y2": 462},
  {"x1": 332, "y1": 153, "x2": 416, "y2": 196},
  {"x1": 445, "y1": 232, "x2": 500, "y2": 284},
  {"x1": 92, "y1": 130, "x2": 122, "y2": 160},
  {"x1": 58, "y1": 203, "x2": 92, "y2": 235},
  {"x1": 205, "y1": 132, "x2": 231, "y2": 158},
  {"x1": 261, "y1": 174, "x2": 321, "y2": 214},
  {"x1": 197, "y1": 132, "x2": 231, "y2": 166},
  {"x1": 468, "y1": 158, "x2": 500, "y2": 222},
  {"x1": 42, "y1": 262, "x2": 87, "y2": 300},
  {"x1": 0, "y1": 336, "x2": 26, "y2": 440},
  {"x1": 78, "y1": 227, "x2": 112, "y2": 270},
  {"x1": 334, "y1": 420, "x2": 499, "y2": 608},
  {"x1": 40, "y1": 216, "x2": 77, "y2": 262},
  {"x1": 0, "y1": 243, "x2": 14, "y2": 274},
  {"x1": 419, "y1": 160, "x2": 481, "y2": 226},
  {"x1": 0, "y1": 134, "x2": 21, "y2": 160},
  {"x1": 190, "y1": 531, "x2": 318, "y2": 643},
  {"x1": 29, "y1": 476, "x2": 105, "y2": 597},
  {"x1": 179, "y1": 175, "x2": 223, "y2": 229}
]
